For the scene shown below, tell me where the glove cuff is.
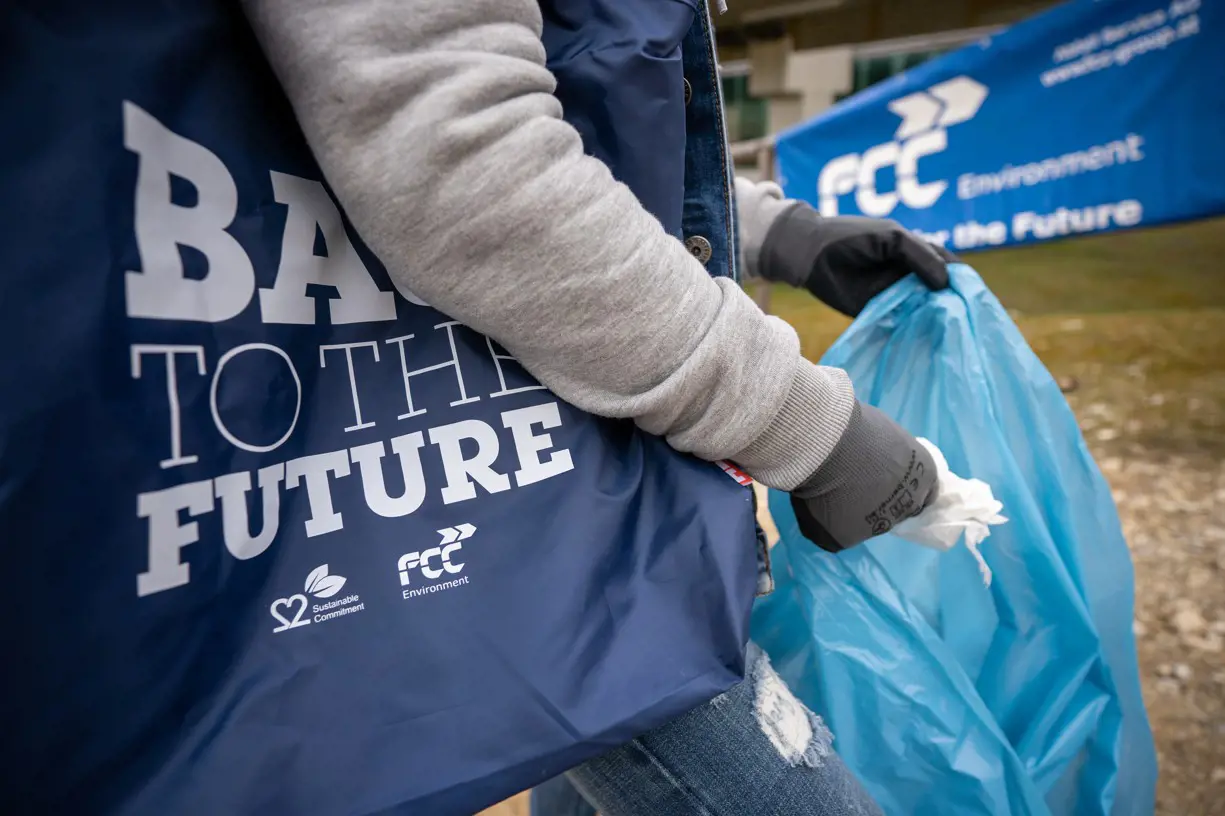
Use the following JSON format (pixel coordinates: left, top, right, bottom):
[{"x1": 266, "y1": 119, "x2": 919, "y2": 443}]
[
  {"x1": 791, "y1": 401, "x2": 940, "y2": 552},
  {"x1": 759, "y1": 201, "x2": 825, "y2": 289}
]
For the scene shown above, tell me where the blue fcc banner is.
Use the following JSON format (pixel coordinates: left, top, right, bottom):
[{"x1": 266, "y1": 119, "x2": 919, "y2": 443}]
[{"x1": 775, "y1": 0, "x2": 1225, "y2": 251}]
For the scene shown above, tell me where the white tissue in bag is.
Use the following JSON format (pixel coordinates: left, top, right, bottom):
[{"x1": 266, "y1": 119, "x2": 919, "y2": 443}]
[{"x1": 892, "y1": 438, "x2": 1007, "y2": 586}]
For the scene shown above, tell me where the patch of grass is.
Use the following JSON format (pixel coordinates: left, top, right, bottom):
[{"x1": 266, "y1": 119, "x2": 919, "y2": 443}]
[
  {"x1": 962, "y1": 216, "x2": 1225, "y2": 315},
  {"x1": 1025, "y1": 310, "x2": 1225, "y2": 456}
]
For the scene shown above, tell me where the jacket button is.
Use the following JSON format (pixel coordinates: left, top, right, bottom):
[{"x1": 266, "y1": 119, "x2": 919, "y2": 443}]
[
  {"x1": 684, "y1": 78, "x2": 692, "y2": 105},
  {"x1": 685, "y1": 235, "x2": 713, "y2": 264}
]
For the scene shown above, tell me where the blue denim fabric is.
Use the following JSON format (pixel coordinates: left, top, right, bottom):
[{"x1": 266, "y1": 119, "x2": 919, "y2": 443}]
[
  {"x1": 679, "y1": 3, "x2": 737, "y2": 282},
  {"x1": 531, "y1": 645, "x2": 883, "y2": 816},
  {"x1": 542, "y1": 0, "x2": 695, "y2": 241},
  {"x1": 543, "y1": 0, "x2": 737, "y2": 282},
  {"x1": 545, "y1": 0, "x2": 771, "y2": 588}
]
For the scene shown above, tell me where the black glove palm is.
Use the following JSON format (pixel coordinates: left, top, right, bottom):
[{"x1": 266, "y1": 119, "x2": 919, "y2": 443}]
[{"x1": 761, "y1": 206, "x2": 956, "y2": 317}]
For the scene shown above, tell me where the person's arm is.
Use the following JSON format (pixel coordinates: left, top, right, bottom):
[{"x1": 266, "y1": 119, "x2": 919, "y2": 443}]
[
  {"x1": 733, "y1": 178, "x2": 952, "y2": 548},
  {"x1": 241, "y1": 0, "x2": 851, "y2": 490},
  {"x1": 241, "y1": 0, "x2": 937, "y2": 548}
]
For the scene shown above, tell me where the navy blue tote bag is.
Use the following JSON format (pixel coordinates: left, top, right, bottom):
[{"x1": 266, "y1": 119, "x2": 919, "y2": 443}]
[{"x1": 0, "y1": 2, "x2": 759, "y2": 813}]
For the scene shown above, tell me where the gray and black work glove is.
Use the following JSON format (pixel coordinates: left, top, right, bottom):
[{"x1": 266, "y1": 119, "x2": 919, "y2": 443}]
[
  {"x1": 735, "y1": 177, "x2": 954, "y2": 317},
  {"x1": 790, "y1": 401, "x2": 940, "y2": 553}
]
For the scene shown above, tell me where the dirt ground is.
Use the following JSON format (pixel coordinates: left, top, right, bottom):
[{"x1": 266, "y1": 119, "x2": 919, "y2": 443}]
[
  {"x1": 1055, "y1": 316, "x2": 1225, "y2": 816},
  {"x1": 483, "y1": 222, "x2": 1225, "y2": 815}
]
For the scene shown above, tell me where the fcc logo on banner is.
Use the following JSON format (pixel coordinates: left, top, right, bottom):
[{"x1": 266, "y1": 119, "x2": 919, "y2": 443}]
[{"x1": 817, "y1": 76, "x2": 988, "y2": 218}]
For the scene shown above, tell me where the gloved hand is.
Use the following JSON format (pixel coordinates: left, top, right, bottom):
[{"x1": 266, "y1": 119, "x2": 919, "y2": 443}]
[
  {"x1": 789, "y1": 401, "x2": 940, "y2": 553},
  {"x1": 735, "y1": 176, "x2": 954, "y2": 317}
]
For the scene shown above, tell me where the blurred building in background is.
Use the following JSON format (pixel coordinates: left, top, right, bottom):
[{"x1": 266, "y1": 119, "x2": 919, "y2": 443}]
[{"x1": 717, "y1": 0, "x2": 1056, "y2": 172}]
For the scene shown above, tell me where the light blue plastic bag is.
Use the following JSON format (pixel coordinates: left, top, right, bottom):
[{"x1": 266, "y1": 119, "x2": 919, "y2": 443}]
[{"x1": 751, "y1": 265, "x2": 1156, "y2": 816}]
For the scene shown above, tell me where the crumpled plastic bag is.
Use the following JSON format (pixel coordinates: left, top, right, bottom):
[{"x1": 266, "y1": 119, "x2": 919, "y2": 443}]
[
  {"x1": 893, "y1": 437, "x2": 1007, "y2": 585},
  {"x1": 751, "y1": 265, "x2": 1156, "y2": 816}
]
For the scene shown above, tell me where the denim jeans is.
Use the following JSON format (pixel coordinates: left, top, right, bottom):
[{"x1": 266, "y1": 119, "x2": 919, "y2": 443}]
[{"x1": 530, "y1": 644, "x2": 882, "y2": 816}]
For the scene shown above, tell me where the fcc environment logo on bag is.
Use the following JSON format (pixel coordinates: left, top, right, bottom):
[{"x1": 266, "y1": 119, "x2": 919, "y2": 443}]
[{"x1": 397, "y1": 524, "x2": 475, "y2": 600}]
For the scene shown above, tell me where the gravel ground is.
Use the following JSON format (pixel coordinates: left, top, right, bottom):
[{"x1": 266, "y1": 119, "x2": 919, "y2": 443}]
[
  {"x1": 1054, "y1": 327, "x2": 1225, "y2": 816},
  {"x1": 1107, "y1": 449, "x2": 1225, "y2": 816}
]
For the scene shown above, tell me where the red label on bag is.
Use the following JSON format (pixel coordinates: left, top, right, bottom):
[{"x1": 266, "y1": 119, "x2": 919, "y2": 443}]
[{"x1": 716, "y1": 461, "x2": 753, "y2": 487}]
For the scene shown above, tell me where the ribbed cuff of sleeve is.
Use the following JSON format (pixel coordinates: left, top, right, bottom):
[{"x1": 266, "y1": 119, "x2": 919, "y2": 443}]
[{"x1": 731, "y1": 358, "x2": 856, "y2": 490}]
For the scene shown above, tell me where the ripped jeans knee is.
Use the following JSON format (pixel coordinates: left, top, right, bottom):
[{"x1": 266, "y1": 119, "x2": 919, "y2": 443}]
[
  {"x1": 557, "y1": 642, "x2": 883, "y2": 816},
  {"x1": 743, "y1": 643, "x2": 835, "y2": 769}
]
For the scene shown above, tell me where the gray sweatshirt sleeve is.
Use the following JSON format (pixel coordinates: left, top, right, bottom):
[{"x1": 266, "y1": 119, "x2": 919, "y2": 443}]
[{"x1": 240, "y1": 0, "x2": 854, "y2": 490}]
